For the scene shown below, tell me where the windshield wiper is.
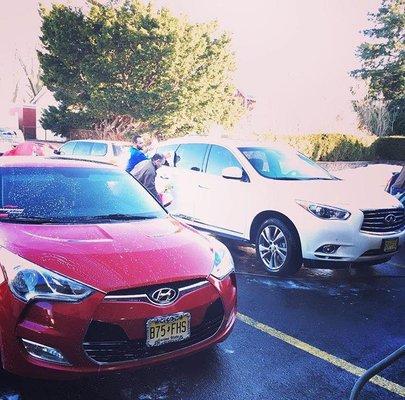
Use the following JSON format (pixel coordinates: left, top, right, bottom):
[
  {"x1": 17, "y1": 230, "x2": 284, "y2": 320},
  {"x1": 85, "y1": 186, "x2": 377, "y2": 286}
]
[
  {"x1": 272, "y1": 177, "x2": 311, "y2": 180},
  {"x1": 303, "y1": 177, "x2": 335, "y2": 181},
  {"x1": 0, "y1": 214, "x2": 157, "y2": 224},
  {"x1": 89, "y1": 213, "x2": 157, "y2": 221},
  {"x1": 0, "y1": 216, "x2": 59, "y2": 224}
]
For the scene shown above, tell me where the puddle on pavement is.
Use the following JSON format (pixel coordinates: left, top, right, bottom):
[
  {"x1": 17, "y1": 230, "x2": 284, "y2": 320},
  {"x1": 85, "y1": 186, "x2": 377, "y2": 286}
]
[{"x1": 245, "y1": 276, "x2": 401, "y2": 297}]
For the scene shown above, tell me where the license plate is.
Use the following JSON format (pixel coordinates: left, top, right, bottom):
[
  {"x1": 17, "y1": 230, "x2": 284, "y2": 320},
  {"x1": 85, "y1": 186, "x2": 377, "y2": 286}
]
[
  {"x1": 382, "y1": 238, "x2": 399, "y2": 253},
  {"x1": 146, "y1": 312, "x2": 191, "y2": 347}
]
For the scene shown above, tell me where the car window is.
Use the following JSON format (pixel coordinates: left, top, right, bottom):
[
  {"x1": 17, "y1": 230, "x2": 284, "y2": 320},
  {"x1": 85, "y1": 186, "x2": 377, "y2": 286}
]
[
  {"x1": 239, "y1": 147, "x2": 334, "y2": 180},
  {"x1": 174, "y1": 144, "x2": 208, "y2": 171},
  {"x1": 156, "y1": 144, "x2": 179, "y2": 167},
  {"x1": 112, "y1": 144, "x2": 130, "y2": 156},
  {"x1": 73, "y1": 141, "x2": 93, "y2": 156},
  {"x1": 59, "y1": 141, "x2": 76, "y2": 155},
  {"x1": 91, "y1": 142, "x2": 108, "y2": 156},
  {"x1": 240, "y1": 149, "x2": 270, "y2": 173},
  {"x1": 206, "y1": 145, "x2": 242, "y2": 176}
]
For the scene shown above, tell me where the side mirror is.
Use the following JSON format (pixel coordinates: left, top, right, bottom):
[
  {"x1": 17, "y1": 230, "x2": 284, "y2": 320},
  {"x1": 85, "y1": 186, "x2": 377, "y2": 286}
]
[
  {"x1": 222, "y1": 166, "x2": 243, "y2": 180},
  {"x1": 54, "y1": 149, "x2": 61, "y2": 155}
]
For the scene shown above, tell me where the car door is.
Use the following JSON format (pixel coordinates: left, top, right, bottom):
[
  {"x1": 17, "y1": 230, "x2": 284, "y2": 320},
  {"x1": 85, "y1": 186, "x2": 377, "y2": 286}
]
[
  {"x1": 158, "y1": 143, "x2": 208, "y2": 219},
  {"x1": 194, "y1": 145, "x2": 249, "y2": 235}
]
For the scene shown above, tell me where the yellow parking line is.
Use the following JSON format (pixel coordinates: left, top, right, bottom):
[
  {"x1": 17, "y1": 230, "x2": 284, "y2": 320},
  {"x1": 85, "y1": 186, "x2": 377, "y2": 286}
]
[
  {"x1": 388, "y1": 262, "x2": 405, "y2": 269},
  {"x1": 237, "y1": 313, "x2": 405, "y2": 397}
]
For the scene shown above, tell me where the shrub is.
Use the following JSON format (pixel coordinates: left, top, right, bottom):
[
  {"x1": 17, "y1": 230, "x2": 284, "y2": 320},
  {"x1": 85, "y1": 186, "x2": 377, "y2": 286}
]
[
  {"x1": 372, "y1": 136, "x2": 405, "y2": 161},
  {"x1": 254, "y1": 133, "x2": 403, "y2": 161},
  {"x1": 259, "y1": 133, "x2": 377, "y2": 161}
]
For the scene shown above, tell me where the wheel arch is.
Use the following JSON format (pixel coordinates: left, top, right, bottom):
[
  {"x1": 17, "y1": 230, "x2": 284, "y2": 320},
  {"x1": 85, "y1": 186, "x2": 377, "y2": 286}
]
[{"x1": 249, "y1": 210, "x2": 302, "y2": 252}]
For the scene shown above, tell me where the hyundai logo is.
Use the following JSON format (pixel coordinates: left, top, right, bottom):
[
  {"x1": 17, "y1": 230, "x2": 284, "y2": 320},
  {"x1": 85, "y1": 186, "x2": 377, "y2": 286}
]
[
  {"x1": 384, "y1": 214, "x2": 396, "y2": 225},
  {"x1": 150, "y1": 288, "x2": 178, "y2": 305}
]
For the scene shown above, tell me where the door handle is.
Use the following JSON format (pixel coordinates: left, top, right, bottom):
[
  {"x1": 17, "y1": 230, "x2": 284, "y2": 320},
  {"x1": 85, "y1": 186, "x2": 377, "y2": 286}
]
[{"x1": 198, "y1": 184, "x2": 209, "y2": 189}]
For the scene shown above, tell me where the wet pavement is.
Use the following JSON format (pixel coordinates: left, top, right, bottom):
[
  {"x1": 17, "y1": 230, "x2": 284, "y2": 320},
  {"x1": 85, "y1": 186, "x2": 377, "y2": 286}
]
[{"x1": 1, "y1": 245, "x2": 404, "y2": 400}]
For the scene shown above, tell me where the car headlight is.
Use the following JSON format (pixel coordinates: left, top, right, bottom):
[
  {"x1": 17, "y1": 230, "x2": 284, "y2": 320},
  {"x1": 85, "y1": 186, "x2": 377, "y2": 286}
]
[
  {"x1": 0, "y1": 247, "x2": 94, "y2": 302},
  {"x1": 207, "y1": 237, "x2": 235, "y2": 280},
  {"x1": 296, "y1": 200, "x2": 351, "y2": 220}
]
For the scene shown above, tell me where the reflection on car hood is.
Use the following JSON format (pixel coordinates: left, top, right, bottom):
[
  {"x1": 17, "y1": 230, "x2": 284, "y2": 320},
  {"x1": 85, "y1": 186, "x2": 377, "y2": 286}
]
[{"x1": 0, "y1": 217, "x2": 213, "y2": 292}]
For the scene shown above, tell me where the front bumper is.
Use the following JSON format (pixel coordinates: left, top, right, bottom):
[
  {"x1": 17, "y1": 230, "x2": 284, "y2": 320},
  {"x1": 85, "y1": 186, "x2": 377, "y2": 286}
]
[
  {"x1": 0, "y1": 275, "x2": 237, "y2": 379},
  {"x1": 295, "y1": 209, "x2": 404, "y2": 266}
]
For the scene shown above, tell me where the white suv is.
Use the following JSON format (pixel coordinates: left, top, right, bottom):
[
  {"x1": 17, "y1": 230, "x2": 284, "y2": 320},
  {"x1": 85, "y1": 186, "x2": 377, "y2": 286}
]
[{"x1": 156, "y1": 137, "x2": 404, "y2": 275}]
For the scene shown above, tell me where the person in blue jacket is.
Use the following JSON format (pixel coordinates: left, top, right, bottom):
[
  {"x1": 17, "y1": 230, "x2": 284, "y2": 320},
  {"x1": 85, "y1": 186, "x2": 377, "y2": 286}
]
[{"x1": 125, "y1": 134, "x2": 148, "y2": 173}]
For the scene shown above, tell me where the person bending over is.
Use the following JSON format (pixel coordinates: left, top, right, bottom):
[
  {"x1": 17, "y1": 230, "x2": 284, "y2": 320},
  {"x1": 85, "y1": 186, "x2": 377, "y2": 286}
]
[{"x1": 131, "y1": 153, "x2": 166, "y2": 202}]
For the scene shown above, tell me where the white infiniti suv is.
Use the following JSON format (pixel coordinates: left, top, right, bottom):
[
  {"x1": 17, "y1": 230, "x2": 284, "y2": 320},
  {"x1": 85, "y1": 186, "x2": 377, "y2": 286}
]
[{"x1": 156, "y1": 137, "x2": 404, "y2": 275}]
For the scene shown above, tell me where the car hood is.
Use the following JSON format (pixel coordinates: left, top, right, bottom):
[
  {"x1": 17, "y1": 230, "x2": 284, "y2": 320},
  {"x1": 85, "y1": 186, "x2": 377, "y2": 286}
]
[
  {"x1": 267, "y1": 178, "x2": 402, "y2": 211},
  {"x1": 0, "y1": 217, "x2": 214, "y2": 293}
]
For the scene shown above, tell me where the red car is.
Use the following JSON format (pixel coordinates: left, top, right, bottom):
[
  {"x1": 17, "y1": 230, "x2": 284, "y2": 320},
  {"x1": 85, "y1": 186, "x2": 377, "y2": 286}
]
[
  {"x1": 0, "y1": 157, "x2": 236, "y2": 379},
  {"x1": 2, "y1": 141, "x2": 56, "y2": 157}
]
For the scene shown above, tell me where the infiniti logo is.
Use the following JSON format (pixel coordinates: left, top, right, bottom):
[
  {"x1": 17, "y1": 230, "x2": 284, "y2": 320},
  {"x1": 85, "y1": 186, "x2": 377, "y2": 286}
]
[
  {"x1": 384, "y1": 214, "x2": 396, "y2": 225},
  {"x1": 150, "y1": 288, "x2": 178, "y2": 305}
]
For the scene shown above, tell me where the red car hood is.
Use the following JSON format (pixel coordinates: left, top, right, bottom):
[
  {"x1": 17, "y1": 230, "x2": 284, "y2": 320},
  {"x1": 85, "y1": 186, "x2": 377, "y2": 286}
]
[{"x1": 0, "y1": 217, "x2": 214, "y2": 293}]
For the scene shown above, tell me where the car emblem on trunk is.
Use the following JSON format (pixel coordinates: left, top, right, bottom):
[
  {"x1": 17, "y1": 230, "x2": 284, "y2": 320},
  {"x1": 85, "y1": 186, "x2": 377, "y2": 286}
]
[
  {"x1": 384, "y1": 214, "x2": 396, "y2": 225},
  {"x1": 150, "y1": 288, "x2": 178, "y2": 304}
]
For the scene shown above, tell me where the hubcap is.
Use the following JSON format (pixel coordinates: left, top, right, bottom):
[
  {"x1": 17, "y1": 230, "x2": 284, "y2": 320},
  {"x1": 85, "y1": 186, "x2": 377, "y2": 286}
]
[{"x1": 258, "y1": 225, "x2": 288, "y2": 271}]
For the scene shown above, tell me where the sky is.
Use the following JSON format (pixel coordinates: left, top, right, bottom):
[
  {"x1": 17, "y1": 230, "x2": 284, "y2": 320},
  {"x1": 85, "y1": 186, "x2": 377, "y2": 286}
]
[{"x1": 0, "y1": 0, "x2": 381, "y2": 134}]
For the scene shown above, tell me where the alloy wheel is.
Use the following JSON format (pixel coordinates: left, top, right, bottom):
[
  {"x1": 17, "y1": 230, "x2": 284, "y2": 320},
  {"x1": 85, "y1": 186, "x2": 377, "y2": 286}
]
[{"x1": 258, "y1": 225, "x2": 288, "y2": 271}]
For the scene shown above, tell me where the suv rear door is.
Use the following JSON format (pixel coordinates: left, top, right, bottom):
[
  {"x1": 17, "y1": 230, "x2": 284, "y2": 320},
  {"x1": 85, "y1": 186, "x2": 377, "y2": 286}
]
[{"x1": 157, "y1": 143, "x2": 208, "y2": 219}]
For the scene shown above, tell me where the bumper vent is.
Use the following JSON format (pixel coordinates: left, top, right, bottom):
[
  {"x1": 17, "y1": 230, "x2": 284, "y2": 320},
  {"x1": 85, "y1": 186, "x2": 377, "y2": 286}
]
[
  {"x1": 361, "y1": 208, "x2": 404, "y2": 234},
  {"x1": 83, "y1": 298, "x2": 224, "y2": 364}
]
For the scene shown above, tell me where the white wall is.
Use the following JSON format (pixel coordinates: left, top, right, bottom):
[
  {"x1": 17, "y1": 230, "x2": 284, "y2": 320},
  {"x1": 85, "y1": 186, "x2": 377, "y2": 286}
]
[{"x1": 35, "y1": 89, "x2": 66, "y2": 142}]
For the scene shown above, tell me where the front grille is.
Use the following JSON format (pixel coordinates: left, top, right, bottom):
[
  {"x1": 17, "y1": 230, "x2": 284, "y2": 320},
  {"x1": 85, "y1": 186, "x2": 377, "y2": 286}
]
[
  {"x1": 107, "y1": 279, "x2": 206, "y2": 297},
  {"x1": 83, "y1": 298, "x2": 224, "y2": 364},
  {"x1": 361, "y1": 208, "x2": 405, "y2": 233},
  {"x1": 104, "y1": 279, "x2": 208, "y2": 303}
]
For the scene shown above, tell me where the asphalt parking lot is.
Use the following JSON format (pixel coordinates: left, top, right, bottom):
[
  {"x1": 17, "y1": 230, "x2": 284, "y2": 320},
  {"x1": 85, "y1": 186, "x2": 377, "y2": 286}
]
[{"x1": 0, "y1": 243, "x2": 403, "y2": 400}]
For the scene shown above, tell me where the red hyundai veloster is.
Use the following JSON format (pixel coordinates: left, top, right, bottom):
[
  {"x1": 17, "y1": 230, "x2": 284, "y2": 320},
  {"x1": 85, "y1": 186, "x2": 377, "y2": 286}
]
[{"x1": 0, "y1": 157, "x2": 237, "y2": 379}]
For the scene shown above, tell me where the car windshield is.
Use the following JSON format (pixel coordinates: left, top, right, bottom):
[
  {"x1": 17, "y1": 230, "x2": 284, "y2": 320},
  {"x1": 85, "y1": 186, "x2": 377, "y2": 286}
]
[
  {"x1": 0, "y1": 166, "x2": 166, "y2": 223},
  {"x1": 239, "y1": 147, "x2": 335, "y2": 180}
]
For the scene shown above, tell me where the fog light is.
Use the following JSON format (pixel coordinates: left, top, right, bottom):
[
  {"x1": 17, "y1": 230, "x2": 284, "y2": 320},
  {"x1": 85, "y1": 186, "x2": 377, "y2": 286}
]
[
  {"x1": 317, "y1": 244, "x2": 340, "y2": 254},
  {"x1": 22, "y1": 339, "x2": 70, "y2": 365}
]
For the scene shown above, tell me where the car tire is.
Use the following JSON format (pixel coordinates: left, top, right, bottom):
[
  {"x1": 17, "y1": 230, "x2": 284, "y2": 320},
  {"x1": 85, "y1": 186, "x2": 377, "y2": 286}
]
[{"x1": 255, "y1": 217, "x2": 302, "y2": 276}]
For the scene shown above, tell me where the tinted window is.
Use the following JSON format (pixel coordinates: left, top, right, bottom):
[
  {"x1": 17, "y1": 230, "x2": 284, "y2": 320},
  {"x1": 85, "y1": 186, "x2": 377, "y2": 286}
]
[
  {"x1": 175, "y1": 144, "x2": 208, "y2": 171},
  {"x1": 206, "y1": 145, "x2": 242, "y2": 176},
  {"x1": 59, "y1": 141, "x2": 76, "y2": 155},
  {"x1": 0, "y1": 167, "x2": 166, "y2": 223},
  {"x1": 156, "y1": 144, "x2": 179, "y2": 167},
  {"x1": 73, "y1": 142, "x2": 93, "y2": 156},
  {"x1": 91, "y1": 142, "x2": 108, "y2": 156}
]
